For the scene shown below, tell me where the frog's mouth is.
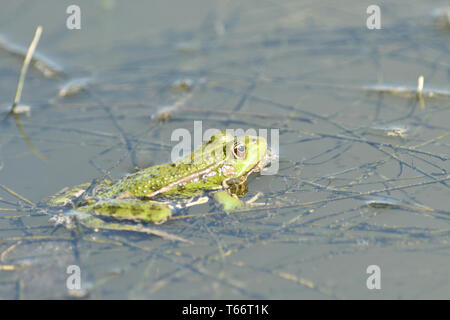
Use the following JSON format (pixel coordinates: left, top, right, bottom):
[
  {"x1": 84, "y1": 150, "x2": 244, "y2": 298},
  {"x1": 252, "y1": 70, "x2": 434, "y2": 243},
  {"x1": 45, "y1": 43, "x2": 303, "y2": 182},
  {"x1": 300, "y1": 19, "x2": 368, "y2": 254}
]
[{"x1": 223, "y1": 147, "x2": 274, "y2": 187}]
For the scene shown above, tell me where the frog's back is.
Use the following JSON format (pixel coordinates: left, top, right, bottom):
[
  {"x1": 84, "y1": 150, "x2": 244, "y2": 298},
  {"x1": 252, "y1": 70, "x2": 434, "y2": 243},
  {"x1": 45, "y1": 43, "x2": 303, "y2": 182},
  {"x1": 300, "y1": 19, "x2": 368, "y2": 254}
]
[
  {"x1": 97, "y1": 161, "x2": 223, "y2": 199},
  {"x1": 97, "y1": 133, "x2": 236, "y2": 199}
]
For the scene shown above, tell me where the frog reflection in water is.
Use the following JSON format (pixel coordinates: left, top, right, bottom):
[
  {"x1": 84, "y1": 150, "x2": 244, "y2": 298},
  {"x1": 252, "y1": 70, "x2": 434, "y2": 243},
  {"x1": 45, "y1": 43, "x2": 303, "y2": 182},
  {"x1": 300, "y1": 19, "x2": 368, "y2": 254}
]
[{"x1": 44, "y1": 131, "x2": 270, "y2": 235}]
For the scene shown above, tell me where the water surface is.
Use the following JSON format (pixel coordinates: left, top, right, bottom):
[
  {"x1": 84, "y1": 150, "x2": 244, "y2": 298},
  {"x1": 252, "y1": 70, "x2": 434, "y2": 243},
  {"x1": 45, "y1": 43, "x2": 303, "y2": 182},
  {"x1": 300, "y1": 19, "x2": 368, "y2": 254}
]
[{"x1": 0, "y1": 0, "x2": 449, "y2": 299}]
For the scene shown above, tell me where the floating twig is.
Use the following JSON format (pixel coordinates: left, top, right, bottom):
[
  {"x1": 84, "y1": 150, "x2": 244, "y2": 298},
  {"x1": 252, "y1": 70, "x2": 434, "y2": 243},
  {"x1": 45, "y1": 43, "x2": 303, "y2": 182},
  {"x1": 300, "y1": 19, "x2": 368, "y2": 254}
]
[
  {"x1": 4, "y1": 26, "x2": 50, "y2": 161},
  {"x1": 365, "y1": 197, "x2": 434, "y2": 212},
  {"x1": 151, "y1": 92, "x2": 193, "y2": 122},
  {"x1": 58, "y1": 78, "x2": 91, "y2": 98},
  {"x1": 0, "y1": 241, "x2": 22, "y2": 262},
  {"x1": 0, "y1": 184, "x2": 35, "y2": 207},
  {"x1": 10, "y1": 26, "x2": 42, "y2": 114}
]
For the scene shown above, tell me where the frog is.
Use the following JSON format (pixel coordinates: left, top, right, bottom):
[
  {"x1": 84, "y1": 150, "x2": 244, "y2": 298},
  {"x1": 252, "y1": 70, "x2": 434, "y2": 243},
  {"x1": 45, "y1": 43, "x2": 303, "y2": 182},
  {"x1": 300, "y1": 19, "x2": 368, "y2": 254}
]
[{"x1": 41, "y1": 131, "x2": 270, "y2": 238}]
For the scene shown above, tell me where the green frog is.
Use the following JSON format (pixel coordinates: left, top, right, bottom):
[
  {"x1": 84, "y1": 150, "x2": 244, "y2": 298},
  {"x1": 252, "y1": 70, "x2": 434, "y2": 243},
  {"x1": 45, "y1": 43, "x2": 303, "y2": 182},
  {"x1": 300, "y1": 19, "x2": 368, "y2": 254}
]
[{"x1": 42, "y1": 131, "x2": 270, "y2": 237}]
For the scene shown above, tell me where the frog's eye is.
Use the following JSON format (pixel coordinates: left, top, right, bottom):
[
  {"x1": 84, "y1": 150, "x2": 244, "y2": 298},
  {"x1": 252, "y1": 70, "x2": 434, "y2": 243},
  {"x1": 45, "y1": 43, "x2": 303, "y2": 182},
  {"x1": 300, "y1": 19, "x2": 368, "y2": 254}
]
[{"x1": 232, "y1": 142, "x2": 247, "y2": 159}]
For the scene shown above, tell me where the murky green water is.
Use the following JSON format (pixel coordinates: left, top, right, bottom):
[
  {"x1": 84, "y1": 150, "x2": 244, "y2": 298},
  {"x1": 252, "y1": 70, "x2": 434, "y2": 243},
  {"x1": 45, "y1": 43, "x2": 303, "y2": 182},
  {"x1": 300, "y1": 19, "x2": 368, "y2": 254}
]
[{"x1": 0, "y1": 0, "x2": 449, "y2": 299}]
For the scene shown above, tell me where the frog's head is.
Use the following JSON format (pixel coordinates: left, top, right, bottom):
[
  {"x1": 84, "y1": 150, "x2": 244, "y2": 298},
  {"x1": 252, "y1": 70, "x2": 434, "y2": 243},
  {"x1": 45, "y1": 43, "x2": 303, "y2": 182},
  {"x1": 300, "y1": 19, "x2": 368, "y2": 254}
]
[
  {"x1": 184, "y1": 130, "x2": 268, "y2": 183},
  {"x1": 207, "y1": 132, "x2": 268, "y2": 184}
]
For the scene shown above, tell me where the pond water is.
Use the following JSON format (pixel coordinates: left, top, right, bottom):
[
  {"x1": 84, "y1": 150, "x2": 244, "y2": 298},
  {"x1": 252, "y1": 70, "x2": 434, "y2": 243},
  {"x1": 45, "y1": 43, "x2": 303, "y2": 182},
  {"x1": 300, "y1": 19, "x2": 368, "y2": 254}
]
[{"x1": 0, "y1": 0, "x2": 449, "y2": 299}]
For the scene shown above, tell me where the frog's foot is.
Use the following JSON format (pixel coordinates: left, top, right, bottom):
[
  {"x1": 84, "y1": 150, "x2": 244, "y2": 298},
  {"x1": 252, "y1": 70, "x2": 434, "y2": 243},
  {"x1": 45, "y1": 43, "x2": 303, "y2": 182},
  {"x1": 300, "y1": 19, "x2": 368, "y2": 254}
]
[
  {"x1": 223, "y1": 180, "x2": 248, "y2": 197},
  {"x1": 81, "y1": 199, "x2": 172, "y2": 225},
  {"x1": 77, "y1": 215, "x2": 192, "y2": 243}
]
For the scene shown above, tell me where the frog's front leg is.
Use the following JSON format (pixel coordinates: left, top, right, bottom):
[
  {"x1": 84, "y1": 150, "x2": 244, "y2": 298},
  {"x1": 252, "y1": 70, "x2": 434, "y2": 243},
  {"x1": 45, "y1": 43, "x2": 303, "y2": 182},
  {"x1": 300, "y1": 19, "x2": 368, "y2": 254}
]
[
  {"x1": 80, "y1": 199, "x2": 172, "y2": 224},
  {"x1": 215, "y1": 180, "x2": 255, "y2": 212}
]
